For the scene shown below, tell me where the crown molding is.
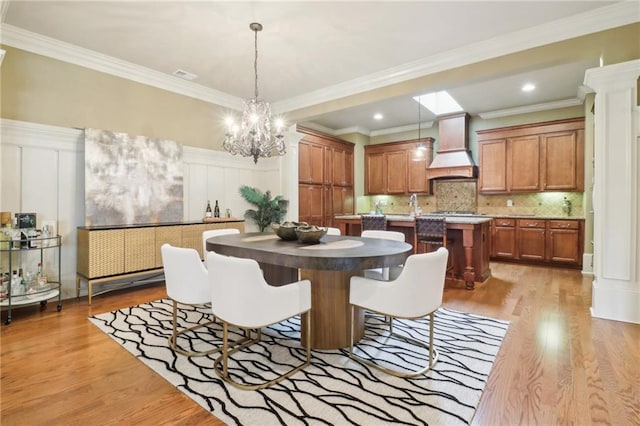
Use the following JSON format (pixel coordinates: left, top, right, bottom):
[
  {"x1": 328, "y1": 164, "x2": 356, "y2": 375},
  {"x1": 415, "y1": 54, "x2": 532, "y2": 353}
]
[
  {"x1": 273, "y1": 1, "x2": 639, "y2": 113},
  {"x1": 577, "y1": 85, "x2": 595, "y2": 102},
  {"x1": 0, "y1": 2, "x2": 636, "y2": 116},
  {"x1": 297, "y1": 122, "x2": 341, "y2": 136},
  {"x1": 333, "y1": 126, "x2": 373, "y2": 137},
  {"x1": 584, "y1": 59, "x2": 640, "y2": 89},
  {"x1": 1, "y1": 118, "x2": 84, "y2": 151},
  {"x1": 369, "y1": 121, "x2": 435, "y2": 138},
  {"x1": 0, "y1": 24, "x2": 244, "y2": 110},
  {"x1": 478, "y1": 98, "x2": 584, "y2": 120}
]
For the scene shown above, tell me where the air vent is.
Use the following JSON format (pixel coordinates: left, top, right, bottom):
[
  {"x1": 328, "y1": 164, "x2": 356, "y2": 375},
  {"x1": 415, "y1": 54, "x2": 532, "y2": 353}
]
[{"x1": 172, "y1": 69, "x2": 198, "y2": 80}]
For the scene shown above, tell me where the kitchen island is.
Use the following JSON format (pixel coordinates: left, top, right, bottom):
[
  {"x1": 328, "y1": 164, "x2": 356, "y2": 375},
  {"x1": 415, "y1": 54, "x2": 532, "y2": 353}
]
[{"x1": 334, "y1": 214, "x2": 492, "y2": 290}]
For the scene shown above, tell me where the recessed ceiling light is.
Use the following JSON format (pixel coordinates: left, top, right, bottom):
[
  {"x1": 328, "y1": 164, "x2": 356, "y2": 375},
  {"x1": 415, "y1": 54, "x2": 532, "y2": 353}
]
[
  {"x1": 413, "y1": 90, "x2": 463, "y2": 116},
  {"x1": 373, "y1": 113, "x2": 383, "y2": 120},
  {"x1": 522, "y1": 83, "x2": 536, "y2": 92}
]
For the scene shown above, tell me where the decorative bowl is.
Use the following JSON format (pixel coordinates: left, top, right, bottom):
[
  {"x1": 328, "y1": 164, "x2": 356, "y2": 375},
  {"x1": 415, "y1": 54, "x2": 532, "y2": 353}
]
[
  {"x1": 271, "y1": 221, "x2": 308, "y2": 241},
  {"x1": 294, "y1": 225, "x2": 328, "y2": 244}
]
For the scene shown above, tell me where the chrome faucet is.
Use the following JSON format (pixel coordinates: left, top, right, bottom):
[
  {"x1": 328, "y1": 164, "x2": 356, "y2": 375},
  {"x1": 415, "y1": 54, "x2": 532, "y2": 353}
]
[{"x1": 408, "y1": 193, "x2": 418, "y2": 215}]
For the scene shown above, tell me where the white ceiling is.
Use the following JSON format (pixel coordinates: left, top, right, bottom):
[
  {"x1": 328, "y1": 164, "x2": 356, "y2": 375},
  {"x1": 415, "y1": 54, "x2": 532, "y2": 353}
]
[{"x1": 2, "y1": 1, "x2": 637, "y2": 134}]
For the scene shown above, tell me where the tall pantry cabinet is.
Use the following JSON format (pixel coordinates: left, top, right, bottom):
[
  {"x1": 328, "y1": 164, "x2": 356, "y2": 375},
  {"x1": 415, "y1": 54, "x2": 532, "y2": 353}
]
[{"x1": 298, "y1": 129, "x2": 354, "y2": 226}]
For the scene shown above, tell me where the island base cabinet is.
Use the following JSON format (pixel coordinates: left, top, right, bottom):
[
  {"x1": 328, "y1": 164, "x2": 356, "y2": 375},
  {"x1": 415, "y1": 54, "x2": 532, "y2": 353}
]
[{"x1": 388, "y1": 220, "x2": 492, "y2": 289}]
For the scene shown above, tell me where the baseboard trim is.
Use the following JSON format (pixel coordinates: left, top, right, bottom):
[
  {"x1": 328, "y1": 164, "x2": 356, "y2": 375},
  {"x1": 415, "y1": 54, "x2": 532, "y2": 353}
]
[{"x1": 591, "y1": 279, "x2": 640, "y2": 324}]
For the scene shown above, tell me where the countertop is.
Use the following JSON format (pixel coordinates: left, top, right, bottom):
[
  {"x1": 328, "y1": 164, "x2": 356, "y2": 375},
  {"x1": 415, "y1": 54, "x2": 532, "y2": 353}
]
[
  {"x1": 334, "y1": 214, "x2": 493, "y2": 224},
  {"x1": 334, "y1": 213, "x2": 584, "y2": 223}
]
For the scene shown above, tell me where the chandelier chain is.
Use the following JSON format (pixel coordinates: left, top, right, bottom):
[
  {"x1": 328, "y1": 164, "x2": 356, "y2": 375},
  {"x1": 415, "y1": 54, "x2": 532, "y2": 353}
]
[
  {"x1": 253, "y1": 26, "x2": 259, "y2": 99},
  {"x1": 222, "y1": 22, "x2": 286, "y2": 164}
]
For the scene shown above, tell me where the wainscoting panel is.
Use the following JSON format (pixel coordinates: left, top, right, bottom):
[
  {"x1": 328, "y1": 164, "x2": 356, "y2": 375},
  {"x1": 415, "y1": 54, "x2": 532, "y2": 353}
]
[{"x1": 1, "y1": 119, "x2": 286, "y2": 301}]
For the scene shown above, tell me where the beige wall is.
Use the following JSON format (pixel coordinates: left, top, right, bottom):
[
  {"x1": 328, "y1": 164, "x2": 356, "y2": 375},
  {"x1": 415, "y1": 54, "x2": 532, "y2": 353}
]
[
  {"x1": 1, "y1": 46, "x2": 229, "y2": 150},
  {"x1": 287, "y1": 23, "x2": 640, "y2": 124}
]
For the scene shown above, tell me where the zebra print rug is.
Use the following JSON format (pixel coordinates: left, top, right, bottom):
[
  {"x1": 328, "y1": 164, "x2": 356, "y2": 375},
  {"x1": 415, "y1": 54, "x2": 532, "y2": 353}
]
[{"x1": 89, "y1": 299, "x2": 508, "y2": 425}]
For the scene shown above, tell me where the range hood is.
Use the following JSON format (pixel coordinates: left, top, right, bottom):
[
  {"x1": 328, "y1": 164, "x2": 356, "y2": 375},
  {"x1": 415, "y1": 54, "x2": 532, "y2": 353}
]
[{"x1": 426, "y1": 112, "x2": 477, "y2": 179}]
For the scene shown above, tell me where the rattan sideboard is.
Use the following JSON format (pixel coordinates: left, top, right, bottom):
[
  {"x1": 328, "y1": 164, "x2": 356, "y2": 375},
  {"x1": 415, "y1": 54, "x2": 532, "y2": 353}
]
[{"x1": 76, "y1": 220, "x2": 245, "y2": 304}]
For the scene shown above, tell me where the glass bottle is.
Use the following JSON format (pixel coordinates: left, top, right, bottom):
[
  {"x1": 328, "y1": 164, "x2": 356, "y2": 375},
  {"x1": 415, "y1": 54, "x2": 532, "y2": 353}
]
[
  {"x1": 214, "y1": 200, "x2": 220, "y2": 218},
  {"x1": 205, "y1": 200, "x2": 213, "y2": 218}
]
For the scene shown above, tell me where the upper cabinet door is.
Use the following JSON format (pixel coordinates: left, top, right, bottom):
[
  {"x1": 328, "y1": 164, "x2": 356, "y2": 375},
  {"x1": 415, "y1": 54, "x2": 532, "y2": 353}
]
[
  {"x1": 478, "y1": 139, "x2": 507, "y2": 193},
  {"x1": 344, "y1": 150, "x2": 354, "y2": 186},
  {"x1": 541, "y1": 130, "x2": 584, "y2": 191},
  {"x1": 509, "y1": 135, "x2": 540, "y2": 192},
  {"x1": 298, "y1": 141, "x2": 324, "y2": 184},
  {"x1": 386, "y1": 151, "x2": 407, "y2": 194},
  {"x1": 407, "y1": 152, "x2": 429, "y2": 193},
  {"x1": 323, "y1": 146, "x2": 333, "y2": 185},
  {"x1": 365, "y1": 152, "x2": 386, "y2": 195},
  {"x1": 332, "y1": 148, "x2": 347, "y2": 186}
]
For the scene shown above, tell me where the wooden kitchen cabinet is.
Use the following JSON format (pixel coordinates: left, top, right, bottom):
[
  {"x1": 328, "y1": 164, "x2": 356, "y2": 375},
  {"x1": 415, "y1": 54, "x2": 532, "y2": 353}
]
[
  {"x1": 541, "y1": 130, "x2": 584, "y2": 191},
  {"x1": 407, "y1": 141, "x2": 434, "y2": 193},
  {"x1": 547, "y1": 219, "x2": 582, "y2": 264},
  {"x1": 386, "y1": 150, "x2": 407, "y2": 193},
  {"x1": 299, "y1": 141, "x2": 324, "y2": 184},
  {"x1": 365, "y1": 152, "x2": 386, "y2": 194},
  {"x1": 323, "y1": 146, "x2": 333, "y2": 185},
  {"x1": 478, "y1": 118, "x2": 584, "y2": 194},
  {"x1": 298, "y1": 183, "x2": 323, "y2": 225},
  {"x1": 478, "y1": 139, "x2": 507, "y2": 192},
  {"x1": 491, "y1": 218, "x2": 516, "y2": 259},
  {"x1": 365, "y1": 138, "x2": 434, "y2": 195},
  {"x1": 331, "y1": 147, "x2": 353, "y2": 186},
  {"x1": 509, "y1": 135, "x2": 540, "y2": 191},
  {"x1": 489, "y1": 217, "x2": 584, "y2": 268},
  {"x1": 517, "y1": 219, "x2": 546, "y2": 261},
  {"x1": 298, "y1": 128, "x2": 354, "y2": 226},
  {"x1": 332, "y1": 186, "x2": 354, "y2": 216},
  {"x1": 365, "y1": 148, "x2": 406, "y2": 194}
]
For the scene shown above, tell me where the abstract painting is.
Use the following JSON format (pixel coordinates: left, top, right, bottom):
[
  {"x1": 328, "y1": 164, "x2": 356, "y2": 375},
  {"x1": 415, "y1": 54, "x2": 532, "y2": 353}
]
[{"x1": 84, "y1": 128, "x2": 183, "y2": 226}]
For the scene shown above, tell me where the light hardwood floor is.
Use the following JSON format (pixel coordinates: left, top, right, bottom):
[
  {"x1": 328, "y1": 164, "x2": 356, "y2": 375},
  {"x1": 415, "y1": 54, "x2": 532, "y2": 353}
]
[{"x1": 1, "y1": 262, "x2": 638, "y2": 425}]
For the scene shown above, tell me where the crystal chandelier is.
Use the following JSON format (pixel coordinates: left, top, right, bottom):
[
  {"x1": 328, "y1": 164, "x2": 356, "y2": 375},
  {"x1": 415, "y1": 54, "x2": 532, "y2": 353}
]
[{"x1": 223, "y1": 23, "x2": 285, "y2": 164}]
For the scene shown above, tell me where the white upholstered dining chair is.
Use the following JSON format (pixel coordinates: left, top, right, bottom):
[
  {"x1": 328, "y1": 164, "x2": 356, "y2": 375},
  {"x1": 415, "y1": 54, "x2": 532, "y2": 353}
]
[
  {"x1": 361, "y1": 230, "x2": 406, "y2": 281},
  {"x1": 161, "y1": 243, "x2": 219, "y2": 357},
  {"x1": 326, "y1": 227, "x2": 341, "y2": 236},
  {"x1": 206, "y1": 251, "x2": 312, "y2": 390},
  {"x1": 349, "y1": 247, "x2": 449, "y2": 377},
  {"x1": 202, "y1": 228, "x2": 240, "y2": 259}
]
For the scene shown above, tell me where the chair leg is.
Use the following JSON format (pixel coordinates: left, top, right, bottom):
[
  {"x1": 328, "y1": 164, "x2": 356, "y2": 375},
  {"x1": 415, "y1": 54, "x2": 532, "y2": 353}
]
[
  {"x1": 168, "y1": 299, "x2": 220, "y2": 357},
  {"x1": 349, "y1": 307, "x2": 439, "y2": 377},
  {"x1": 213, "y1": 313, "x2": 311, "y2": 390}
]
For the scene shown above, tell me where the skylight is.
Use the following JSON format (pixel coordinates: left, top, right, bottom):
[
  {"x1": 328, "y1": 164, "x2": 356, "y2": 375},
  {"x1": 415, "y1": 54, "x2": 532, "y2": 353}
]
[{"x1": 413, "y1": 90, "x2": 463, "y2": 116}]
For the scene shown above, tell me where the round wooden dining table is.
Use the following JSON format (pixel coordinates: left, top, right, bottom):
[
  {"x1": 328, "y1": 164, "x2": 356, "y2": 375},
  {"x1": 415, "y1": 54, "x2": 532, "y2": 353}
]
[{"x1": 206, "y1": 232, "x2": 413, "y2": 349}]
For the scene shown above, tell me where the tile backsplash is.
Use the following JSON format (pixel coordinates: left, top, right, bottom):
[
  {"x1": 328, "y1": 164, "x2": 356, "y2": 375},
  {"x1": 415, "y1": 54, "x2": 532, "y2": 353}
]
[
  {"x1": 364, "y1": 184, "x2": 584, "y2": 217},
  {"x1": 478, "y1": 192, "x2": 583, "y2": 217},
  {"x1": 435, "y1": 179, "x2": 477, "y2": 212}
]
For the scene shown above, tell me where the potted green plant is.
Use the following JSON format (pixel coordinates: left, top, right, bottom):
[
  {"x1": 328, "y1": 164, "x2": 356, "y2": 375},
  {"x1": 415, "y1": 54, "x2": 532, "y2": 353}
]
[{"x1": 238, "y1": 185, "x2": 289, "y2": 232}]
